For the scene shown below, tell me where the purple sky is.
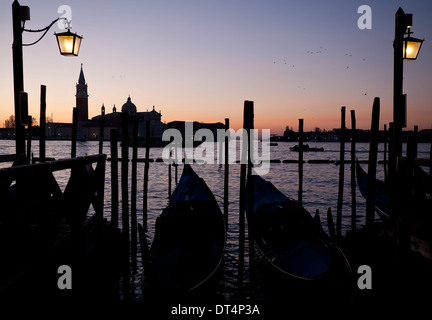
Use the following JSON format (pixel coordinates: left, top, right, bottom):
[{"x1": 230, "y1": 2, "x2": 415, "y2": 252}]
[{"x1": 1, "y1": 0, "x2": 431, "y2": 134}]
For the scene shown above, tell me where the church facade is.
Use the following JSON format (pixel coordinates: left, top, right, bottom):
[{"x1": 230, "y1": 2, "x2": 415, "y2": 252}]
[
  {"x1": 75, "y1": 65, "x2": 167, "y2": 142},
  {"x1": 19, "y1": 65, "x2": 225, "y2": 144}
]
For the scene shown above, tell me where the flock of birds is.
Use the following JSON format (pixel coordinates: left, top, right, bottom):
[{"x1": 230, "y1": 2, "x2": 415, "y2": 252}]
[
  {"x1": 272, "y1": 46, "x2": 367, "y2": 68},
  {"x1": 272, "y1": 45, "x2": 369, "y2": 95},
  {"x1": 109, "y1": 46, "x2": 370, "y2": 96}
]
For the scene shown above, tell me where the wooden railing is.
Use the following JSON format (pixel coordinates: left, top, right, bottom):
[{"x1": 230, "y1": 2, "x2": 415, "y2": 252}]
[
  {"x1": 0, "y1": 154, "x2": 107, "y2": 295},
  {"x1": 0, "y1": 154, "x2": 16, "y2": 163},
  {"x1": 0, "y1": 154, "x2": 106, "y2": 232}
]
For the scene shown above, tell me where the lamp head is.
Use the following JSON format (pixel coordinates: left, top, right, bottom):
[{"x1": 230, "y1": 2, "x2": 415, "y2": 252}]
[
  {"x1": 55, "y1": 28, "x2": 82, "y2": 56},
  {"x1": 403, "y1": 34, "x2": 424, "y2": 60}
]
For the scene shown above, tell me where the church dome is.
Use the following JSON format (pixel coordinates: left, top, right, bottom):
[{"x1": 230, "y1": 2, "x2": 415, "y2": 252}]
[{"x1": 121, "y1": 96, "x2": 137, "y2": 114}]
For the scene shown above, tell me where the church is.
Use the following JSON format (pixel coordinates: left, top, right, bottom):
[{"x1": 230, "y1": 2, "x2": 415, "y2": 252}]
[
  {"x1": 39, "y1": 65, "x2": 225, "y2": 143},
  {"x1": 75, "y1": 64, "x2": 167, "y2": 142}
]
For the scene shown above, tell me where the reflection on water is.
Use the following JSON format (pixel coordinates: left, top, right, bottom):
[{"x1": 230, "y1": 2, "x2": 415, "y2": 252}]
[{"x1": 0, "y1": 139, "x2": 430, "y2": 299}]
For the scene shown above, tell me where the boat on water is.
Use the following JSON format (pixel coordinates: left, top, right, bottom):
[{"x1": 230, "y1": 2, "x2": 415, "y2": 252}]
[
  {"x1": 290, "y1": 144, "x2": 324, "y2": 152},
  {"x1": 355, "y1": 160, "x2": 391, "y2": 220},
  {"x1": 142, "y1": 164, "x2": 226, "y2": 297},
  {"x1": 245, "y1": 175, "x2": 352, "y2": 291},
  {"x1": 356, "y1": 159, "x2": 432, "y2": 259},
  {"x1": 356, "y1": 159, "x2": 432, "y2": 221}
]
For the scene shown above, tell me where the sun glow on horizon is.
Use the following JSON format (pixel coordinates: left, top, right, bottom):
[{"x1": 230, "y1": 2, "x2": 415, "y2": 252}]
[{"x1": 0, "y1": 1, "x2": 431, "y2": 134}]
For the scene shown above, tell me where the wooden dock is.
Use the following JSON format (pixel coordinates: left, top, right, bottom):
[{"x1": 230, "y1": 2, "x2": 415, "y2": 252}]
[{"x1": 0, "y1": 154, "x2": 121, "y2": 301}]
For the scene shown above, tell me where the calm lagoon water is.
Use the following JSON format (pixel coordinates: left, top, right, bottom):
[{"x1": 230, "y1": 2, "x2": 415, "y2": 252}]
[{"x1": 1, "y1": 139, "x2": 430, "y2": 300}]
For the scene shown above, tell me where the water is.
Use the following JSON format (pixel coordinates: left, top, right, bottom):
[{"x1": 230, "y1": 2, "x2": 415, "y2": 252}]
[{"x1": 1, "y1": 139, "x2": 430, "y2": 300}]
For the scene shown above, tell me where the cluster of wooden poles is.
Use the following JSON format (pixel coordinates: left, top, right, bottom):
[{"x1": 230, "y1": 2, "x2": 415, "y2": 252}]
[
  {"x1": 235, "y1": 97, "x2": 432, "y2": 291},
  {"x1": 26, "y1": 85, "x2": 432, "y2": 298},
  {"x1": 84, "y1": 97, "x2": 431, "y2": 297}
]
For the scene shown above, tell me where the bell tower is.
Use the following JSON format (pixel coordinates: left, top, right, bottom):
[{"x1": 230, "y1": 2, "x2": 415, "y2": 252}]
[{"x1": 76, "y1": 63, "x2": 89, "y2": 121}]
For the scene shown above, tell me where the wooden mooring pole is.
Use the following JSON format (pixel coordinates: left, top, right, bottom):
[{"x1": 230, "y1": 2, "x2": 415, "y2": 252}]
[
  {"x1": 131, "y1": 119, "x2": 139, "y2": 257},
  {"x1": 168, "y1": 157, "x2": 172, "y2": 198},
  {"x1": 245, "y1": 101, "x2": 255, "y2": 284},
  {"x1": 121, "y1": 113, "x2": 130, "y2": 252},
  {"x1": 19, "y1": 91, "x2": 29, "y2": 163},
  {"x1": 350, "y1": 110, "x2": 357, "y2": 232},
  {"x1": 26, "y1": 115, "x2": 32, "y2": 164},
  {"x1": 224, "y1": 118, "x2": 229, "y2": 229},
  {"x1": 365, "y1": 98, "x2": 380, "y2": 229},
  {"x1": 384, "y1": 124, "x2": 388, "y2": 181},
  {"x1": 120, "y1": 112, "x2": 130, "y2": 298},
  {"x1": 298, "y1": 119, "x2": 304, "y2": 205},
  {"x1": 39, "y1": 85, "x2": 46, "y2": 162},
  {"x1": 336, "y1": 106, "x2": 346, "y2": 241},
  {"x1": 430, "y1": 142, "x2": 432, "y2": 176},
  {"x1": 110, "y1": 129, "x2": 119, "y2": 229},
  {"x1": 71, "y1": 107, "x2": 78, "y2": 158},
  {"x1": 238, "y1": 101, "x2": 252, "y2": 286},
  {"x1": 99, "y1": 107, "x2": 105, "y2": 154},
  {"x1": 388, "y1": 122, "x2": 394, "y2": 181},
  {"x1": 143, "y1": 121, "x2": 151, "y2": 230}
]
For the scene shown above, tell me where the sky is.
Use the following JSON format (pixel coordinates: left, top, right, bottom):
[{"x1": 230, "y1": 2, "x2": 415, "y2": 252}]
[{"x1": 0, "y1": 0, "x2": 431, "y2": 135}]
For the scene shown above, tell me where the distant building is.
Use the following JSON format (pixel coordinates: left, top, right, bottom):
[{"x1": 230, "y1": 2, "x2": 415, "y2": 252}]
[
  {"x1": 76, "y1": 64, "x2": 89, "y2": 122},
  {"x1": 87, "y1": 97, "x2": 167, "y2": 142},
  {"x1": 0, "y1": 128, "x2": 15, "y2": 139},
  {"x1": 72, "y1": 65, "x2": 167, "y2": 142},
  {"x1": 46, "y1": 122, "x2": 73, "y2": 139},
  {"x1": 7, "y1": 65, "x2": 223, "y2": 144},
  {"x1": 283, "y1": 127, "x2": 297, "y2": 141}
]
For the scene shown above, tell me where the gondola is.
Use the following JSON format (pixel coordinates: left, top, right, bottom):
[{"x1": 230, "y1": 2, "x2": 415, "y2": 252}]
[
  {"x1": 245, "y1": 175, "x2": 352, "y2": 291},
  {"x1": 356, "y1": 159, "x2": 432, "y2": 259},
  {"x1": 413, "y1": 164, "x2": 432, "y2": 200},
  {"x1": 143, "y1": 164, "x2": 226, "y2": 297},
  {"x1": 355, "y1": 160, "x2": 391, "y2": 220}
]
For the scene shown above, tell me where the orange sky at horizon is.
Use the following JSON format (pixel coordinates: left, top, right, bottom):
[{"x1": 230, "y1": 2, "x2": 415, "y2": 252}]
[
  {"x1": 0, "y1": 82, "x2": 425, "y2": 135},
  {"x1": 1, "y1": 1, "x2": 431, "y2": 136}
]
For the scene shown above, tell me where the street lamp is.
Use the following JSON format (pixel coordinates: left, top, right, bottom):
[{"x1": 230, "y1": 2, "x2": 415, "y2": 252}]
[
  {"x1": 12, "y1": 0, "x2": 83, "y2": 161},
  {"x1": 390, "y1": 7, "x2": 424, "y2": 177}
]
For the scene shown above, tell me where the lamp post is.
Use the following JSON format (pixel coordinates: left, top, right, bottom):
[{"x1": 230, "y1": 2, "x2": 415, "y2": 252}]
[
  {"x1": 11, "y1": 0, "x2": 82, "y2": 161},
  {"x1": 390, "y1": 7, "x2": 423, "y2": 177}
]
